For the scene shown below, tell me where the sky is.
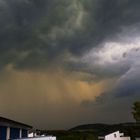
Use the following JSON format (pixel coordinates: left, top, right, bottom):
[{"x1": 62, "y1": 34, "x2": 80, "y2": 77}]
[{"x1": 0, "y1": 0, "x2": 140, "y2": 129}]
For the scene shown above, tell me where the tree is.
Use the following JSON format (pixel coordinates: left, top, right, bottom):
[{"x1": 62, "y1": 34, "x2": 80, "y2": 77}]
[{"x1": 132, "y1": 101, "x2": 140, "y2": 123}]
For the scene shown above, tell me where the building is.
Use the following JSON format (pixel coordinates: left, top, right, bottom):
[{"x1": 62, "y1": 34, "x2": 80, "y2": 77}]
[
  {"x1": 12, "y1": 136, "x2": 56, "y2": 140},
  {"x1": 0, "y1": 116, "x2": 32, "y2": 140},
  {"x1": 98, "y1": 131, "x2": 131, "y2": 140}
]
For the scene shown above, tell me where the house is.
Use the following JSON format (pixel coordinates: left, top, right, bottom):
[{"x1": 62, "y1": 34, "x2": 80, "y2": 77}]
[
  {"x1": 26, "y1": 129, "x2": 57, "y2": 140},
  {"x1": 0, "y1": 116, "x2": 57, "y2": 140},
  {"x1": 0, "y1": 116, "x2": 32, "y2": 140},
  {"x1": 11, "y1": 136, "x2": 56, "y2": 140},
  {"x1": 98, "y1": 131, "x2": 131, "y2": 140}
]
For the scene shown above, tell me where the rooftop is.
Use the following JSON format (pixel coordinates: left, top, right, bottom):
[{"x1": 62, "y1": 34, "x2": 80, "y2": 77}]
[{"x1": 0, "y1": 116, "x2": 32, "y2": 130}]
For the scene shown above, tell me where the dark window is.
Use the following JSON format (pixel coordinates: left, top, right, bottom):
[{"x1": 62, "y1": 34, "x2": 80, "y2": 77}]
[
  {"x1": 22, "y1": 129, "x2": 28, "y2": 138},
  {"x1": 10, "y1": 128, "x2": 20, "y2": 139},
  {"x1": 0, "y1": 126, "x2": 7, "y2": 140},
  {"x1": 114, "y1": 134, "x2": 117, "y2": 138}
]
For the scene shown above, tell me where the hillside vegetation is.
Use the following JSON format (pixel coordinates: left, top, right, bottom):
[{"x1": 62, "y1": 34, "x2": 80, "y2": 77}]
[{"x1": 37, "y1": 122, "x2": 140, "y2": 140}]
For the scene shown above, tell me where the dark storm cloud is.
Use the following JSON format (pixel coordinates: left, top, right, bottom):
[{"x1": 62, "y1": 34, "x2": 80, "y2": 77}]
[
  {"x1": 0, "y1": 0, "x2": 140, "y2": 69},
  {"x1": 1, "y1": 0, "x2": 140, "y2": 128},
  {"x1": 79, "y1": 64, "x2": 140, "y2": 123},
  {"x1": 66, "y1": 60, "x2": 131, "y2": 82},
  {"x1": 80, "y1": 93, "x2": 137, "y2": 123},
  {"x1": 114, "y1": 66, "x2": 140, "y2": 98},
  {"x1": 0, "y1": 0, "x2": 51, "y2": 68}
]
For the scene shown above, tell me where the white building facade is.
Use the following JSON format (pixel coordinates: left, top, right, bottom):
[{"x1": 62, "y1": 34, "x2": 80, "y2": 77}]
[
  {"x1": 99, "y1": 131, "x2": 131, "y2": 140},
  {"x1": 12, "y1": 136, "x2": 56, "y2": 140}
]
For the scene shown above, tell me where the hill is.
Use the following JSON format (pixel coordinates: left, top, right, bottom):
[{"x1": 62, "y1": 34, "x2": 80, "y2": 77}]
[
  {"x1": 69, "y1": 122, "x2": 140, "y2": 139},
  {"x1": 33, "y1": 122, "x2": 140, "y2": 140}
]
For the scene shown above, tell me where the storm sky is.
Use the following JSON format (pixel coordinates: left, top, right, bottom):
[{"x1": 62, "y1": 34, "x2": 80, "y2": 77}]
[{"x1": 0, "y1": 0, "x2": 140, "y2": 129}]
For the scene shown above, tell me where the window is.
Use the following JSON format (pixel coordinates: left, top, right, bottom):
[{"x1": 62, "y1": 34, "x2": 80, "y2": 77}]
[
  {"x1": 114, "y1": 134, "x2": 117, "y2": 138},
  {"x1": 0, "y1": 126, "x2": 7, "y2": 140},
  {"x1": 10, "y1": 128, "x2": 20, "y2": 139},
  {"x1": 22, "y1": 129, "x2": 28, "y2": 138}
]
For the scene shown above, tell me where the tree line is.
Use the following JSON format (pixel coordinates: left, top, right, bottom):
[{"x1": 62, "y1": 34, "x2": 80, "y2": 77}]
[{"x1": 132, "y1": 101, "x2": 140, "y2": 123}]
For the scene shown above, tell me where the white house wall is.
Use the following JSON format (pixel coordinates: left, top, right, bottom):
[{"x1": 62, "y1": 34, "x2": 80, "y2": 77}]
[
  {"x1": 105, "y1": 131, "x2": 120, "y2": 140},
  {"x1": 14, "y1": 136, "x2": 56, "y2": 140},
  {"x1": 120, "y1": 137, "x2": 131, "y2": 140},
  {"x1": 104, "y1": 131, "x2": 131, "y2": 140}
]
